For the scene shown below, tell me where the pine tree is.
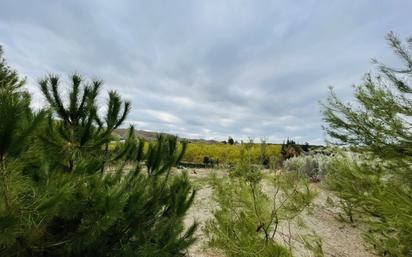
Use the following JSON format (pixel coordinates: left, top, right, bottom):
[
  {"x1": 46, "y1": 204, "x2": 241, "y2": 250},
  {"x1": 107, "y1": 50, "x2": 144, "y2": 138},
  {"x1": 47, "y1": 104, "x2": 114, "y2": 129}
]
[
  {"x1": 322, "y1": 32, "x2": 412, "y2": 257},
  {"x1": 0, "y1": 46, "x2": 46, "y2": 254},
  {"x1": 0, "y1": 49, "x2": 197, "y2": 256},
  {"x1": 39, "y1": 74, "x2": 130, "y2": 173},
  {"x1": 228, "y1": 136, "x2": 235, "y2": 145}
]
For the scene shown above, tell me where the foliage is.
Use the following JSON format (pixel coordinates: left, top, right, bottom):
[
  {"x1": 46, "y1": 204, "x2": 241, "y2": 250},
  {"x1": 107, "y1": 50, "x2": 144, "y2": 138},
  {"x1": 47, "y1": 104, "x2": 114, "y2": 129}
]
[
  {"x1": 259, "y1": 139, "x2": 271, "y2": 168},
  {"x1": 280, "y1": 139, "x2": 301, "y2": 163},
  {"x1": 0, "y1": 50, "x2": 197, "y2": 257},
  {"x1": 204, "y1": 142, "x2": 316, "y2": 257},
  {"x1": 323, "y1": 32, "x2": 412, "y2": 162},
  {"x1": 39, "y1": 74, "x2": 130, "y2": 172},
  {"x1": 0, "y1": 47, "x2": 45, "y2": 214},
  {"x1": 1, "y1": 134, "x2": 197, "y2": 257},
  {"x1": 322, "y1": 32, "x2": 412, "y2": 257},
  {"x1": 183, "y1": 142, "x2": 281, "y2": 166},
  {"x1": 301, "y1": 233, "x2": 324, "y2": 257},
  {"x1": 283, "y1": 154, "x2": 331, "y2": 182},
  {"x1": 325, "y1": 153, "x2": 412, "y2": 256}
]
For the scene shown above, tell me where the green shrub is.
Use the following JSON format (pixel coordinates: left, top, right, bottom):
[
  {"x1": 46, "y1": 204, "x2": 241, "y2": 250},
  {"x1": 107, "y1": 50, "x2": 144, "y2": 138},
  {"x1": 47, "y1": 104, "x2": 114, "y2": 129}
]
[
  {"x1": 322, "y1": 32, "x2": 412, "y2": 257},
  {"x1": 325, "y1": 154, "x2": 412, "y2": 256},
  {"x1": 204, "y1": 143, "x2": 316, "y2": 257}
]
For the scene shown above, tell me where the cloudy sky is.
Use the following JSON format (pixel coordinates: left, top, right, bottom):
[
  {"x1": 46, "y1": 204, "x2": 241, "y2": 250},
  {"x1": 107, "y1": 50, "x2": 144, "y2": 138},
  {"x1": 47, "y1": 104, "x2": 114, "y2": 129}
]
[{"x1": 1, "y1": 1, "x2": 411, "y2": 144}]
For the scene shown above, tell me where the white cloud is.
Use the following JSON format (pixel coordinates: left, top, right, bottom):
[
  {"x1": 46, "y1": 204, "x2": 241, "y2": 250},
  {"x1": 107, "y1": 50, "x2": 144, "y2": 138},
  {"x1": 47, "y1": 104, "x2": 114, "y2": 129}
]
[
  {"x1": 141, "y1": 109, "x2": 182, "y2": 124},
  {"x1": 0, "y1": 0, "x2": 410, "y2": 144}
]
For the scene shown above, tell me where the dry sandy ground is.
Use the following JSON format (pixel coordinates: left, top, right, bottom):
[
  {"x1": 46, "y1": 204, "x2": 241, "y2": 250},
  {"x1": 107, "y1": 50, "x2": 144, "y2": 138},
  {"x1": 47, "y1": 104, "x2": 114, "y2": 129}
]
[{"x1": 181, "y1": 168, "x2": 376, "y2": 257}]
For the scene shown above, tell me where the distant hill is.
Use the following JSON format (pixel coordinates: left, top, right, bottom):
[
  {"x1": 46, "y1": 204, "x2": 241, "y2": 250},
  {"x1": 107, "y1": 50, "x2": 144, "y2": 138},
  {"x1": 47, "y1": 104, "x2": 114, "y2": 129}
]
[
  {"x1": 113, "y1": 128, "x2": 164, "y2": 141},
  {"x1": 113, "y1": 129, "x2": 325, "y2": 148},
  {"x1": 112, "y1": 128, "x2": 220, "y2": 144}
]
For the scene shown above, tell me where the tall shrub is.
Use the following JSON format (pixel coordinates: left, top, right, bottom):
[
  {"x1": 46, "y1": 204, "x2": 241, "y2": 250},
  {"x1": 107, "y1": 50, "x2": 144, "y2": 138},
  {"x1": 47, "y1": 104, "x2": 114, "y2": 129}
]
[{"x1": 322, "y1": 32, "x2": 412, "y2": 257}]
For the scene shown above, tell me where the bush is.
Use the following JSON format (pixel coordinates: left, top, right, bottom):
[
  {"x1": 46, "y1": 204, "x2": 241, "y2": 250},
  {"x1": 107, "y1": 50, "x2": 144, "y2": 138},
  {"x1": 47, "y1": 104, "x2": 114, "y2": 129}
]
[
  {"x1": 283, "y1": 154, "x2": 331, "y2": 182},
  {"x1": 204, "y1": 143, "x2": 316, "y2": 257},
  {"x1": 325, "y1": 154, "x2": 412, "y2": 256}
]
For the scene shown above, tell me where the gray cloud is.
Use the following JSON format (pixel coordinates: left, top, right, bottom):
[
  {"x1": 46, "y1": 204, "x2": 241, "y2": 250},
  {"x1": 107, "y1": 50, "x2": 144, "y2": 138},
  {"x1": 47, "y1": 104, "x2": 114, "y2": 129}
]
[{"x1": 1, "y1": 0, "x2": 411, "y2": 144}]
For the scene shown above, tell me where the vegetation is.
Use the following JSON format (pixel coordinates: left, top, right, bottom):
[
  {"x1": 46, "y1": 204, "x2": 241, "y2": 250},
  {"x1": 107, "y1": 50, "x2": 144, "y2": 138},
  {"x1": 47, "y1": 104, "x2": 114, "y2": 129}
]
[
  {"x1": 183, "y1": 142, "x2": 281, "y2": 166},
  {"x1": 0, "y1": 48, "x2": 196, "y2": 256},
  {"x1": 280, "y1": 139, "x2": 301, "y2": 163},
  {"x1": 204, "y1": 142, "x2": 317, "y2": 257},
  {"x1": 322, "y1": 32, "x2": 412, "y2": 257},
  {"x1": 283, "y1": 154, "x2": 331, "y2": 182}
]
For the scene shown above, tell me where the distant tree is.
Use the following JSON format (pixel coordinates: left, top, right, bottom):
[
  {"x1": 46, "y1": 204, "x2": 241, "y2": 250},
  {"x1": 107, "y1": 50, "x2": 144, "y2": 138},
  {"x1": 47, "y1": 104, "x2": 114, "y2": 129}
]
[
  {"x1": 228, "y1": 136, "x2": 234, "y2": 145},
  {"x1": 322, "y1": 32, "x2": 412, "y2": 256},
  {"x1": 280, "y1": 138, "x2": 300, "y2": 163},
  {"x1": 302, "y1": 142, "x2": 310, "y2": 152},
  {"x1": 260, "y1": 139, "x2": 270, "y2": 168}
]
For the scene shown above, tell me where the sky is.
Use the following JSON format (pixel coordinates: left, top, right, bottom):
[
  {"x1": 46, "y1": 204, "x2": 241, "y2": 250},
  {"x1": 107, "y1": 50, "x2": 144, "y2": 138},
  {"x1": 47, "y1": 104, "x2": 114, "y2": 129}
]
[{"x1": 0, "y1": 1, "x2": 411, "y2": 144}]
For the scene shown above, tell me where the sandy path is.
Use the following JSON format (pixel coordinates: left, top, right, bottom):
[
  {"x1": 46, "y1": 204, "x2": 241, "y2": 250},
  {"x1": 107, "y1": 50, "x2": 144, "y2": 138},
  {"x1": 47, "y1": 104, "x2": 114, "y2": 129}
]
[
  {"x1": 300, "y1": 187, "x2": 374, "y2": 257},
  {"x1": 182, "y1": 168, "x2": 375, "y2": 257}
]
